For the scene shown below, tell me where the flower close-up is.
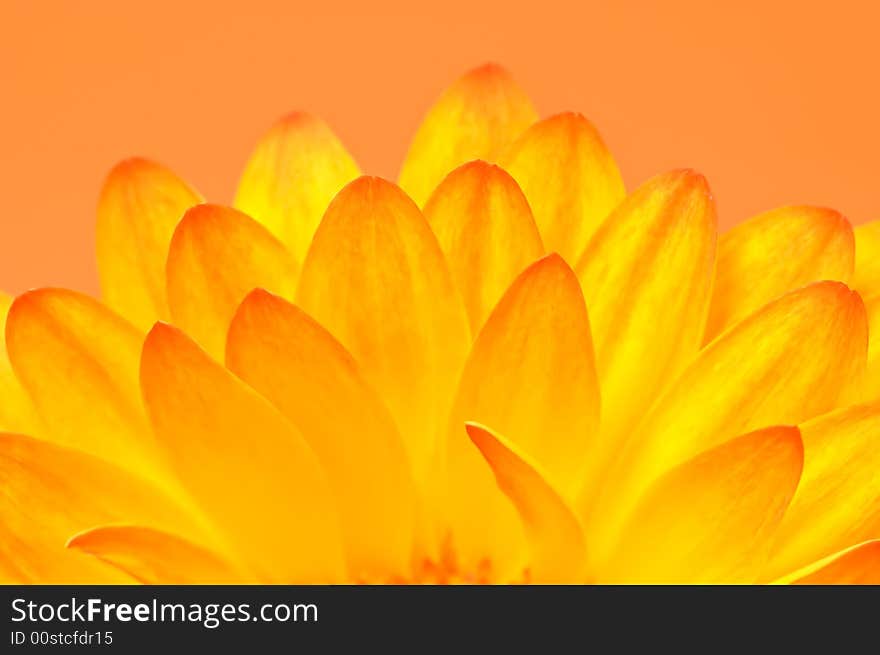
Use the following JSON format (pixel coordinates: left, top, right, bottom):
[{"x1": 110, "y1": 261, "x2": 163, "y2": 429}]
[{"x1": 2, "y1": 63, "x2": 879, "y2": 585}]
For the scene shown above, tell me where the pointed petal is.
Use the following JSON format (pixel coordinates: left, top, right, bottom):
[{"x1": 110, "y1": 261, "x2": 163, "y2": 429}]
[
  {"x1": 442, "y1": 255, "x2": 598, "y2": 575},
  {"x1": 706, "y1": 206, "x2": 854, "y2": 341},
  {"x1": 588, "y1": 282, "x2": 868, "y2": 562},
  {"x1": 853, "y1": 220, "x2": 880, "y2": 298},
  {"x1": 166, "y1": 204, "x2": 296, "y2": 359},
  {"x1": 466, "y1": 423, "x2": 586, "y2": 583},
  {"x1": 5, "y1": 289, "x2": 163, "y2": 482},
  {"x1": 226, "y1": 290, "x2": 417, "y2": 580},
  {"x1": 140, "y1": 323, "x2": 345, "y2": 582},
  {"x1": 0, "y1": 433, "x2": 200, "y2": 583},
  {"x1": 234, "y1": 112, "x2": 360, "y2": 265},
  {"x1": 0, "y1": 292, "x2": 37, "y2": 433},
  {"x1": 763, "y1": 403, "x2": 880, "y2": 579},
  {"x1": 500, "y1": 112, "x2": 625, "y2": 262},
  {"x1": 97, "y1": 158, "x2": 202, "y2": 329},
  {"x1": 603, "y1": 426, "x2": 803, "y2": 583},
  {"x1": 575, "y1": 169, "x2": 716, "y2": 450},
  {"x1": 782, "y1": 541, "x2": 880, "y2": 585},
  {"x1": 69, "y1": 525, "x2": 244, "y2": 584},
  {"x1": 423, "y1": 160, "x2": 544, "y2": 332},
  {"x1": 296, "y1": 176, "x2": 470, "y2": 481},
  {"x1": 398, "y1": 64, "x2": 538, "y2": 207}
]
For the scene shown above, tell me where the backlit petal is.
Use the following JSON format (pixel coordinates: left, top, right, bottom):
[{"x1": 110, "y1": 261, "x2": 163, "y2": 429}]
[
  {"x1": 603, "y1": 426, "x2": 803, "y2": 584},
  {"x1": 423, "y1": 160, "x2": 544, "y2": 332},
  {"x1": 575, "y1": 169, "x2": 716, "y2": 451},
  {"x1": 763, "y1": 403, "x2": 880, "y2": 579},
  {"x1": 0, "y1": 292, "x2": 37, "y2": 433},
  {"x1": 166, "y1": 204, "x2": 296, "y2": 359},
  {"x1": 297, "y1": 176, "x2": 470, "y2": 481},
  {"x1": 783, "y1": 541, "x2": 880, "y2": 585},
  {"x1": 501, "y1": 112, "x2": 625, "y2": 262},
  {"x1": 0, "y1": 433, "x2": 199, "y2": 583},
  {"x1": 706, "y1": 206, "x2": 854, "y2": 341},
  {"x1": 140, "y1": 323, "x2": 345, "y2": 582},
  {"x1": 69, "y1": 525, "x2": 244, "y2": 584},
  {"x1": 234, "y1": 112, "x2": 360, "y2": 265},
  {"x1": 466, "y1": 423, "x2": 586, "y2": 584},
  {"x1": 852, "y1": 220, "x2": 880, "y2": 298},
  {"x1": 97, "y1": 158, "x2": 202, "y2": 329},
  {"x1": 226, "y1": 290, "x2": 417, "y2": 580},
  {"x1": 588, "y1": 282, "x2": 867, "y2": 562},
  {"x1": 5, "y1": 289, "x2": 162, "y2": 482},
  {"x1": 398, "y1": 63, "x2": 538, "y2": 207},
  {"x1": 864, "y1": 294, "x2": 880, "y2": 402}
]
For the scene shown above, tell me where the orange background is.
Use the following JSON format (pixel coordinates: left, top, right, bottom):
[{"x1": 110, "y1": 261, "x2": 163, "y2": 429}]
[{"x1": 2, "y1": 0, "x2": 878, "y2": 295}]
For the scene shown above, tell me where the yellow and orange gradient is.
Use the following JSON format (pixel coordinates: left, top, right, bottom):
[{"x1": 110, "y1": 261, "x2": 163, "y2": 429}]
[{"x1": 2, "y1": 64, "x2": 880, "y2": 584}]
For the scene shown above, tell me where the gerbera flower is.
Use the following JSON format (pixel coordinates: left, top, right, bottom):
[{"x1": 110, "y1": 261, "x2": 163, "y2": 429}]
[{"x1": 1, "y1": 64, "x2": 878, "y2": 584}]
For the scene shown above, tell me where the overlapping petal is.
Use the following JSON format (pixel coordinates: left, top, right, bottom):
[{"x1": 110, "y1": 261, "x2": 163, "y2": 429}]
[
  {"x1": 852, "y1": 220, "x2": 880, "y2": 298},
  {"x1": 226, "y1": 290, "x2": 417, "y2": 580},
  {"x1": 423, "y1": 160, "x2": 544, "y2": 332},
  {"x1": 501, "y1": 112, "x2": 625, "y2": 262},
  {"x1": 0, "y1": 292, "x2": 37, "y2": 433},
  {"x1": 706, "y1": 206, "x2": 854, "y2": 341},
  {"x1": 782, "y1": 541, "x2": 880, "y2": 585},
  {"x1": 97, "y1": 158, "x2": 202, "y2": 329},
  {"x1": 398, "y1": 64, "x2": 538, "y2": 207},
  {"x1": 864, "y1": 294, "x2": 880, "y2": 403},
  {"x1": 166, "y1": 204, "x2": 296, "y2": 359},
  {"x1": 603, "y1": 426, "x2": 803, "y2": 584},
  {"x1": 234, "y1": 112, "x2": 360, "y2": 265},
  {"x1": 297, "y1": 176, "x2": 470, "y2": 481},
  {"x1": 140, "y1": 323, "x2": 345, "y2": 582}
]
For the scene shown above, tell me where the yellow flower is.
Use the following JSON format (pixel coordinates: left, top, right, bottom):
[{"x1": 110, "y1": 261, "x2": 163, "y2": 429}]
[{"x1": 2, "y1": 63, "x2": 879, "y2": 584}]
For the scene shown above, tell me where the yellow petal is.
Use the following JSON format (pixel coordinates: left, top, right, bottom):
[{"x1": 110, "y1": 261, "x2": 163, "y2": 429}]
[
  {"x1": 603, "y1": 426, "x2": 803, "y2": 584},
  {"x1": 0, "y1": 432, "x2": 199, "y2": 583},
  {"x1": 226, "y1": 289, "x2": 416, "y2": 580},
  {"x1": 501, "y1": 112, "x2": 625, "y2": 262},
  {"x1": 5, "y1": 289, "x2": 162, "y2": 482},
  {"x1": 423, "y1": 160, "x2": 544, "y2": 332},
  {"x1": 575, "y1": 169, "x2": 716, "y2": 450},
  {"x1": 782, "y1": 541, "x2": 880, "y2": 585},
  {"x1": 705, "y1": 206, "x2": 854, "y2": 341},
  {"x1": 853, "y1": 220, "x2": 880, "y2": 298},
  {"x1": 466, "y1": 423, "x2": 586, "y2": 583},
  {"x1": 234, "y1": 112, "x2": 360, "y2": 265},
  {"x1": 588, "y1": 281, "x2": 867, "y2": 562},
  {"x1": 97, "y1": 158, "x2": 203, "y2": 329},
  {"x1": 398, "y1": 63, "x2": 538, "y2": 207},
  {"x1": 166, "y1": 204, "x2": 296, "y2": 359},
  {"x1": 865, "y1": 294, "x2": 880, "y2": 403},
  {"x1": 0, "y1": 292, "x2": 37, "y2": 433},
  {"x1": 442, "y1": 254, "x2": 598, "y2": 576},
  {"x1": 69, "y1": 525, "x2": 244, "y2": 584},
  {"x1": 296, "y1": 176, "x2": 470, "y2": 481},
  {"x1": 763, "y1": 403, "x2": 880, "y2": 580},
  {"x1": 140, "y1": 323, "x2": 345, "y2": 582}
]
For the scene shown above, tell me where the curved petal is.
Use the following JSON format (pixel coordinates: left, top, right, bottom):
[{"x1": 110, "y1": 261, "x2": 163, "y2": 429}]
[
  {"x1": 296, "y1": 176, "x2": 470, "y2": 482},
  {"x1": 5, "y1": 289, "x2": 162, "y2": 482},
  {"x1": 706, "y1": 206, "x2": 854, "y2": 341},
  {"x1": 575, "y1": 169, "x2": 716, "y2": 451},
  {"x1": 0, "y1": 292, "x2": 37, "y2": 433},
  {"x1": 602, "y1": 426, "x2": 803, "y2": 584},
  {"x1": 0, "y1": 433, "x2": 201, "y2": 583},
  {"x1": 234, "y1": 112, "x2": 360, "y2": 265},
  {"x1": 140, "y1": 323, "x2": 345, "y2": 583},
  {"x1": 466, "y1": 423, "x2": 586, "y2": 583},
  {"x1": 423, "y1": 160, "x2": 544, "y2": 333},
  {"x1": 763, "y1": 403, "x2": 880, "y2": 580},
  {"x1": 587, "y1": 282, "x2": 867, "y2": 562},
  {"x1": 69, "y1": 525, "x2": 244, "y2": 584},
  {"x1": 853, "y1": 220, "x2": 880, "y2": 298},
  {"x1": 865, "y1": 294, "x2": 880, "y2": 403},
  {"x1": 166, "y1": 204, "x2": 296, "y2": 359},
  {"x1": 226, "y1": 290, "x2": 417, "y2": 580},
  {"x1": 398, "y1": 63, "x2": 538, "y2": 207},
  {"x1": 97, "y1": 158, "x2": 202, "y2": 329},
  {"x1": 500, "y1": 112, "x2": 625, "y2": 262},
  {"x1": 781, "y1": 541, "x2": 880, "y2": 585}
]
